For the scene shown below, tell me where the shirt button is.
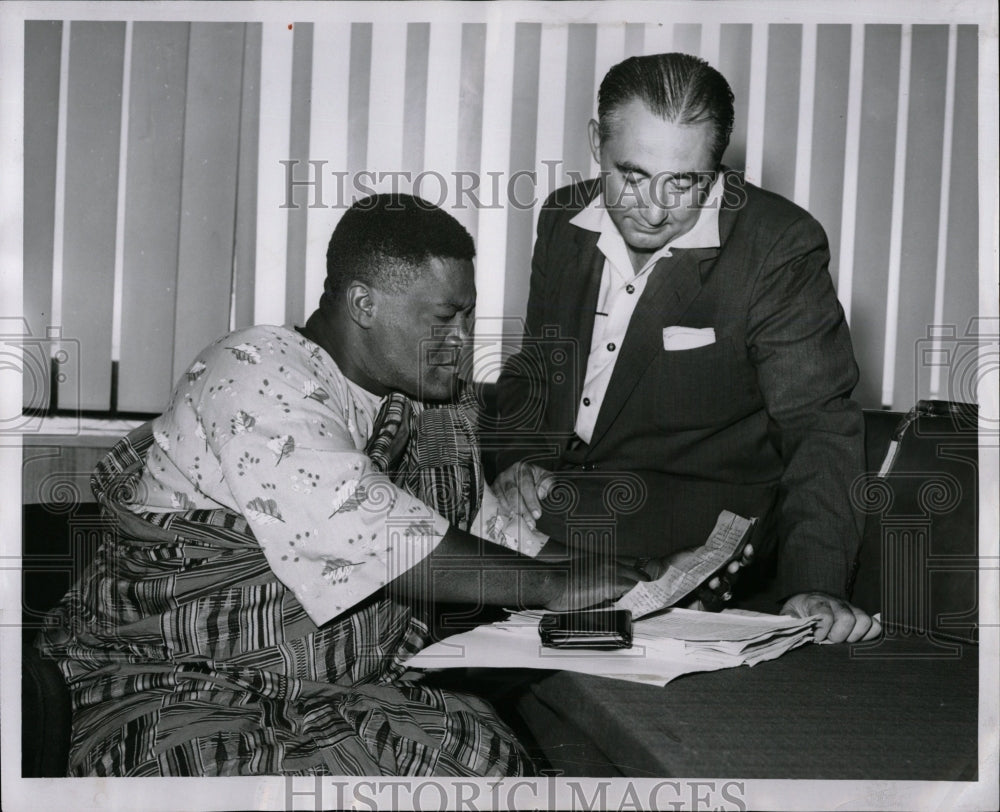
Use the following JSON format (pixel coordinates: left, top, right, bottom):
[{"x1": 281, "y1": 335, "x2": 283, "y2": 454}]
[
  {"x1": 582, "y1": 398, "x2": 591, "y2": 407},
  {"x1": 607, "y1": 342, "x2": 616, "y2": 352},
  {"x1": 625, "y1": 284, "x2": 635, "y2": 294}
]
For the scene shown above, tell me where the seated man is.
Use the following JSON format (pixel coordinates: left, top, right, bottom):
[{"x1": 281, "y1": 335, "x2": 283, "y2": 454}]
[{"x1": 36, "y1": 194, "x2": 647, "y2": 777}]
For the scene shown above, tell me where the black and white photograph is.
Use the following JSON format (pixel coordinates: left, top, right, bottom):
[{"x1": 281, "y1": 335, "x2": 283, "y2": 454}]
[{"x1": 1, "y1": 1, "x2": 997, "y2": 810}]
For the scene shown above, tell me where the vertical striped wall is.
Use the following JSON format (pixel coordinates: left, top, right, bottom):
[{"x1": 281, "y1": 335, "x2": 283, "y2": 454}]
[
  {"x1": 23, "y1": 18, "x2": 981, "y2": 413},
  {"x1": 23, "y1": 21, "x2": 261, "y2": 413}
]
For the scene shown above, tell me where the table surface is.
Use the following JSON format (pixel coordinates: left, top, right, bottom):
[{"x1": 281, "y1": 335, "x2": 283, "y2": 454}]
[{"x1": 510, "y1": 634, "x2": 980, "y2": 779}]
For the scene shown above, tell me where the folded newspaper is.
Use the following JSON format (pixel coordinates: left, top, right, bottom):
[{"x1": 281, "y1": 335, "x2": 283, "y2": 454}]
[{"x1": 407, "y1": 608, "x2": 817, "y2": 687}]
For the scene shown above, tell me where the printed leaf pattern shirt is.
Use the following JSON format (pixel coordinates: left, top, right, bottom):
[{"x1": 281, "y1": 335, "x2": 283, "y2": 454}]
[
  {"x1": 137, "y1": 325, "x2": 456, "y2": 625},
  {"x1": 136, "y1": 325, "x2": 546, "y2": 627}
]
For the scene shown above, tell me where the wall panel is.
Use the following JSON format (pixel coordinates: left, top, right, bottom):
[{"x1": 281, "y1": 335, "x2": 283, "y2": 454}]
[
  {"x1": 420, "y1": 20, "x2": 462, "y2": 205},
  {"x1": 171, "y1": 23, "x2": 245, "y2": 384},
  {"x1": 303, "y1": 23, "x2": 351, "y2": 321},
  {"x1": 743, "y1": 24, "x2": 768, "y2": 185},
  {"x1": 761, "y1": 25, "x2": 801, "y2": 201},
  {"x1": 717, "y1": 24, "x2": 752, "y2": 172},
  {"x1": 284, "y1": 23, "x2": 313, "y2": 326},
  {"x1": 673, "y1": 23, "x2": 701, "y2": 56},
  {"x1": 701, "y1": 23, "x2": 721, "y2": 68},
  {"x1": 233, "y1": 23, "x2": 262, "y2": 331},
  {"x1": 562, "y1": 25, "x2": 597, "y2": 184},
  {"x1": 59, "y1": 22, "x2": 126, "y2": 411},
  {"x1": 254, "y1": 22, "x2": 294, "y2": 327},
  {"x1": 792, "y1": 24, "x2": 817, "y2": 210},
  {"x1": 850, "y1": 25, "x2": 901, "y2": 408},
  {"x1": 347, "y1": 23, "x2": 373, "y2": 183},
  {"x1": 474, "y1": 19, "x2": 518, "y2": 372},
  {"x1": 939, "y1": 24, "x2": 980, "y2": 405},
  {"x1": 644, "y1": 22, "x2": 673, "y2": 55},
  {"x1": 366, "y1": 23, "x2": 408, "y2": 190},
  {"x1": 809, "y1": 24, "x2": 851, "y2": 290},
  {"x1": 892, "y1": 25, "x2": 948, "y2": 411},
  {"x1": 21, "y1": 11, "x2": 986, "y2": 417},
  {"x1": 593, "y1": 23, "x2": 627, "y2": 120},
  {"x1": 402, "y1": 23, "x2": 431, "y2": 181},
  {"x1": 532, "y1": 23, "x2": 569, "y2": 234},
  {"x1": 503, "y1": 23, "x2": 542, "y2": 343},
  {"x1": 455, "y1": 23, "x2": 487, "y2": 243},
  {"x1": 624, "y1": 23, "x2": 644, "y2": 58},
  {"x1": 22, "y1": 21, "x2": 62, "y2": 410},
  {"x1": 117, "y1": 22, "x2": 189, "y2": 413}
]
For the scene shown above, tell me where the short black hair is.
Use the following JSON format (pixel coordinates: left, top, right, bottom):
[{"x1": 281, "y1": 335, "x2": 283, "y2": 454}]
[
  {"x1": 324, "y1": 194, "x2": 475, "y2": 302},
  {"x1": 598, "y1": 53, "x2": 735, "y2": 167}
]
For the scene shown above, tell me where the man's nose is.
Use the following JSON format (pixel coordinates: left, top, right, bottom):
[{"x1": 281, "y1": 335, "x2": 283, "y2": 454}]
[
  {"x1": 435, "y1": 318, "x2": 472, "y2": 365},
  {"x1": 451, "y1": 313, "x2": 473, "y2": 345},
  {"x1": 639, "y1": 181, "x2": 671, "y2": 226}
]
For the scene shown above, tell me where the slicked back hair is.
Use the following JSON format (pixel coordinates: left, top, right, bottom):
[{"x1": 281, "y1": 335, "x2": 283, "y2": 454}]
[
  {"x1": 323, "y1": 194, "x2": 475, "y2": 304},
  {"x1": 597, "y1": 52, "x2": 735, "y2": 167}
]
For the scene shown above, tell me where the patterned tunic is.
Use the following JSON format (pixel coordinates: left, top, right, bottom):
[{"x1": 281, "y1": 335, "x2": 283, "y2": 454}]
[{"x1": 36, "y1": 325, "x2": 537, "y2": 776}]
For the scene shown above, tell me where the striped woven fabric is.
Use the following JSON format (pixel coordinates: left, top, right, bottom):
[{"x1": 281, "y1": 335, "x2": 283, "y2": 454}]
[
  {"x1": 37, "y1": 389, "x2": 528, "y2": 777},
  {"x1": 369, "y1": 388, "x2": 484, "y2": 532}
]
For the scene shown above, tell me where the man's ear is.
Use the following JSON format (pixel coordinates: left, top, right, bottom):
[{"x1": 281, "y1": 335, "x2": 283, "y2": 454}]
[
  {"x1": 344, "y1": 281, "x2": 376, "y2": 328},
  {"x1": 588, "y1": 119, "x2": 602, "y2": 165}
]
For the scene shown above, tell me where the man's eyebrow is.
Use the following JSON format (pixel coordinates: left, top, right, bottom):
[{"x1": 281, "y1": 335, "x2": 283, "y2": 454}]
[
  {"x1": 615, "y1": 163, "x2": 703, "y2": 183},
  {"x1": 668, "y1": 171, "x2": 701, "y2": 183},
  {"x1": 615, "y1": 161, "x2": 650, "y2": 177}
]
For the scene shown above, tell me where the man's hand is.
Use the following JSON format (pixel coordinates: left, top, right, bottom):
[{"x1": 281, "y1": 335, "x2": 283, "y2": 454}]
[
  {"x1": 494, "y1": 462, "x2": 554, "y2": 527},
  {"x1": 543, "y1": 559, "x2": 649, "y2": 613},
  {"x1": 781, "y1": 592, "x2": 881, "y2": 643},
  {"x1": 632, "y1": 543, "x2": 755, "y2": 611},
  {"x1": 692, "y1": 542, "x2": 755, "y2": 611}
]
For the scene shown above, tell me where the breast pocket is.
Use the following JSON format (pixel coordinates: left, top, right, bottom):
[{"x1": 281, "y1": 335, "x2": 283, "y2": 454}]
[{"x1": 648, "y1": 336, "x2": 756, "y2": 430}]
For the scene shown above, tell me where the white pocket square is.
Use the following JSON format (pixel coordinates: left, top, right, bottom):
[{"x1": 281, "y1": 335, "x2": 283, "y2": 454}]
[{"x1": 662, "y1": 326, "x2": 716, "y2": 350}]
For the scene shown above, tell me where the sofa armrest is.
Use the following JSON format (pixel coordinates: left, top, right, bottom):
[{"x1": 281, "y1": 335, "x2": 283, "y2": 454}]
[{"x1": 852, "y1": 401, "x2": 979, "y2": 642}]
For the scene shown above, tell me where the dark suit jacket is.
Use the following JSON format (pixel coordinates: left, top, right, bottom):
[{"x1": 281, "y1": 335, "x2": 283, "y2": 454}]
[{"x1": 496, "y1": 173, "x2": 865, "y2": 598}]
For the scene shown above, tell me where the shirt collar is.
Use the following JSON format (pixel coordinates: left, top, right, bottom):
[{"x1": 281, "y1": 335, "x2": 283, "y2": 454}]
[{"x1": 570, "y1": 173, "x2": 724, "y2": 276}]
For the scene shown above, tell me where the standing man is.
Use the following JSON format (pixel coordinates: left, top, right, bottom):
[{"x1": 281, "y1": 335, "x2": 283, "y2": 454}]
[{"x1": 495, "y1": 53, "x2": 878, "y2": 643}]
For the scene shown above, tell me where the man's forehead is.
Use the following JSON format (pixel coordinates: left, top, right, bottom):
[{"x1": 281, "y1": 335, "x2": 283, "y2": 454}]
[
  {"x1": 412, "y1": 256, "x2": 476, "y2": 300},
  {"x1": 604, "y1": 100, "x2": 715, "y2": 170}
]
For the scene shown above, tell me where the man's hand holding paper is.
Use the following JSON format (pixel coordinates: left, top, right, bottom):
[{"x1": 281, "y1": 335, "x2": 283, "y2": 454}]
[{"x1": 616, "y1": 511, "x2": 757, "y2": 618}]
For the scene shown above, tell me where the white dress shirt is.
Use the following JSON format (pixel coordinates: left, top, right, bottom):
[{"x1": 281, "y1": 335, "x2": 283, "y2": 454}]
[{"x1": 569, "y1": 176, "x2": 725, "y2": 444}]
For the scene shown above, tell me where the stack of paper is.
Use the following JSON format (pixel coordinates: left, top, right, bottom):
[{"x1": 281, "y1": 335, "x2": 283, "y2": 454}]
[
  {"x1": 408, "y1": 607, "x2": 817, "y2": 687},
  {"x1": 631, "y1": 608, "x2": 817, "y2": 669}
]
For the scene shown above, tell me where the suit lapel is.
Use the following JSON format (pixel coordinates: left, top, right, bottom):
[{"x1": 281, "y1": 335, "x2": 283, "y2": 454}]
[
  {"x1": 587, "y1": 245, "x2": 718, "y2": 449},
  {"x1": 554, "y1": 228, "x2": 604, "y2": 433}
]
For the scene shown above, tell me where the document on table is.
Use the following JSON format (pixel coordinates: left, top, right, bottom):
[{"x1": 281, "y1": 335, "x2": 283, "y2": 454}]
[
  {"x1": 407, "y1": 607, "x2": 817, "y2": 687},
  {"x1": 615, "y1": 510, "x2": 757, "y2": 619}
]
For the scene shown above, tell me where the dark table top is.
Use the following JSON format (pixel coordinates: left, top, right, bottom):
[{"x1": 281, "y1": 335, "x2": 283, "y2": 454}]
[{"x1": 511, "y1": 634, "x2": 980, "y2": 779}]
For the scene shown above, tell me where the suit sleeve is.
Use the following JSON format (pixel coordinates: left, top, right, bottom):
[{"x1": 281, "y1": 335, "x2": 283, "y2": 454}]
[
  {"x1": 746, "y1": 216, "x2": 865, "y2": 598},
  {"x1": 494, "y1": 202, "x2": 559, "y2": 475}
]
